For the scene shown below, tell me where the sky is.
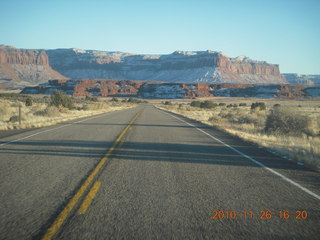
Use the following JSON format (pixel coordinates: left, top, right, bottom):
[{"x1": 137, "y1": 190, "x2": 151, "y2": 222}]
[{"x1": 1, "y1": 0, "x2": 319, "y2": 74}]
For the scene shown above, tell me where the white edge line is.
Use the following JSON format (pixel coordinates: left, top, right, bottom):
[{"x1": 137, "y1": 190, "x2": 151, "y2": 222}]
[
  {"x1": 0, "y1": 112, "x2": 116, "y2": 147},
  {"x1": 161, "y1": 109, "x2": 320, "y2": 201}
]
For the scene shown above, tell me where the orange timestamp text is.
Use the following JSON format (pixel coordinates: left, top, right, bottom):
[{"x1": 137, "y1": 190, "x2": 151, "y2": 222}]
[{"x1": 211, "y1": 210, "x2": 308, "y2": 220}]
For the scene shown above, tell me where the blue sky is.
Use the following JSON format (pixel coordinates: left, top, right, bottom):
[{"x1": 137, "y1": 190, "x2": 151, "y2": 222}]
[{"x1": 1, "y1": 0, "x2": 319, "y2": 74}]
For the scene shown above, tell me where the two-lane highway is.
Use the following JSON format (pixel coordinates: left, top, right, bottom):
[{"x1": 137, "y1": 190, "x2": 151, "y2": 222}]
[{"x1": 0, "y1": 105, "x2": 319, "y2": 239}]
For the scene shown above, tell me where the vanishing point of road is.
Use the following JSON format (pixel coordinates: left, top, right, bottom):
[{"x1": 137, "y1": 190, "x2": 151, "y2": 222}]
[{"x1": 0, "y1": 105, "x2": 319, "y2": 239}]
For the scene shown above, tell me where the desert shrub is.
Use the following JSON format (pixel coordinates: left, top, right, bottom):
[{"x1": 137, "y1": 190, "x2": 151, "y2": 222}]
[
  {"x1": 82, "y1": 104, "x2": 91, "y2": 111},
  {"x1": 251, "y1": 102, "x2": 266, "y2": 111},
  {"x1": 200, "y1": 101, "x2": 217, "y2": 109},
  {"x1": 127, "y1": 98, "x2": 134, "y2": 103},
  {"x1": 128, "y1": 98, "x2": 142, "y2": 104},
  {"x1": 190, "y1": 101, "x2": 218, "y2": 109},
  {"x1": 121, "y1": 99, "x2": 127, "y2": 103},
  {"x1": 190, "y1": 101, "x2": 201, "y2": 107},
  {"x1": 239, "y1": 103, "x2": 247, "y2": 107},
  {"x1": 264, "y1": 107, "x2": 310, "y2": 135},
  {"x1": 219, "y1": 103, "x2": 226, "y2": 106},
  {"x1": 9, "y1": 115, "x2": 19, "y2": 122},
  {"x1": 273, "y1": 103, "x2": 281, "y2": 108},
  {"x1": 111, "y1": 97, "x2": 119, "y2": 102},
  {"x1": 86, "y1": 96, "x2": 98, "y2": 102},
  {"x1": 43, "y1": 96, "x2": 50, "y2": 103},
  {"x1": 33, "y1": 110, "x2": 45, "y2": 116},
  {"x1": 50, "y1": 91, "x2": 74, "y2": 109},
  {"x1": 0, "y1": 93, "x2": 19, "y2": 99},
  {"x1": 164, "y1": 101, "x2": 172, "y2": 105},
  {"x1": 226, "y1": 104, "x2": 233, "y2": 108},
  {"x1": 25, "y1": 96, "x2": 33, "y2": 106}
]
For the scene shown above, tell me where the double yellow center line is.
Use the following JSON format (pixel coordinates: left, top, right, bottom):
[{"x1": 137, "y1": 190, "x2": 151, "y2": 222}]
[{"x1": 41, "y1": 110, "x2": 142, "y2": 240}]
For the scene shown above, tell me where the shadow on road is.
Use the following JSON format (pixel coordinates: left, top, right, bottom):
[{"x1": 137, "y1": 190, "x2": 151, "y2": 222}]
[
  {"x1": 75, "y1": 122, "x2": 212, "y2": 129},
  {"x1": 0, "y1": 138, "x2": 318, "y2": 176},
  {"x1": 2, "y1": 135, "x2": 320, "y2": 240},
  {"x1": 0, "y1": 140, "x2": 108, "y2": 158}
]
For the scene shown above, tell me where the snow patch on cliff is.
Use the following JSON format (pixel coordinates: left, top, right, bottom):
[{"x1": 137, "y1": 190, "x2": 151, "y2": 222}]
[{"x1": 60, "y1": 67, "x2": 224, "y2": 83}]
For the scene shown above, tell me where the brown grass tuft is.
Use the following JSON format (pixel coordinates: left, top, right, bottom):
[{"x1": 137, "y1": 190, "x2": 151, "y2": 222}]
[{"x1": 0, "y1": 97, "x2": 136, "y2": 131}]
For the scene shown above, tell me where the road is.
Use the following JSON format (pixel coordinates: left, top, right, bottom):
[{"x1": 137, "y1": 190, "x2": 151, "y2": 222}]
[{"x1": 0, "y1": 104, "x2": 319, "y2": 239}]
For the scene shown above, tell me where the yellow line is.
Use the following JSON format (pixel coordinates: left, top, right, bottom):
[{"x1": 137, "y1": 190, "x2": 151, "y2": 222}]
[
  {"x1": 41, "y1": 110, "x2": 142, "y2": 240},
  {"x1": 77, "y1": 181, "x2": 101, "y2": 214},
  {"x1": 118, "y1": 140, "x2": 125, "y2": 149}
]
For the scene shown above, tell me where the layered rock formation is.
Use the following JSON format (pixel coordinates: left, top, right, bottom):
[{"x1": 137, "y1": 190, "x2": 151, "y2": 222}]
[
  {"x1": 1, "y1": 45, "x2": 287, "y2": 90},
  {"x1": 73, "y1": 79, "x2": 143, "y2": 97},
  {"x1": 22, "y1": 79, "x2": 214, "y2": 98},
  {"x1": 23, "y1": 79, "x2": 318, "y2": 99},
  {"x1": 0, "y1": 45, "x2": 66, "y2": 89},
  {"x1": 283, "y1": 73, "x2": 320, "y2": 85},
  {"x1": 47, "y1": 49, "x2": 286, "y2": 84},
  {"x1": 0, "y1": 47, "x2": 48, "y2": 65}
]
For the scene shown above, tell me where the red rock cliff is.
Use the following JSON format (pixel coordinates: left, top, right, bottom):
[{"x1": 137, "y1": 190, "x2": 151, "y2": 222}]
[
  {"x1": 0, "y1": 47, "x2": 49, "y2": 65},
  {"x1": 0, "y1": 45, "x2": 66, "y2": 89},
  {"x1": 216, "y1": 53, "x2": 280, "y2": 75}
]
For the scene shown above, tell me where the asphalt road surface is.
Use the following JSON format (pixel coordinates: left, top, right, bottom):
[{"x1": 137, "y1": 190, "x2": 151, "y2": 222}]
[{"x1": 0, "y1": 105, "x2": 319, "y2": 240}]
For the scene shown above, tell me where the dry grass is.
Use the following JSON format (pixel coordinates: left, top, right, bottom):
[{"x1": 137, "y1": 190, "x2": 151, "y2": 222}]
[
  {"x1": 157, "y1": 98, "x2": 320, "y2": 171},
  {"x1": 0, "y1": 97, "x2": 136, "y2": 130}
]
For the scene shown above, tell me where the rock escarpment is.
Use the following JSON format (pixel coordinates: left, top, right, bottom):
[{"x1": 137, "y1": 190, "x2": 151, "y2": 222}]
[
  {"x1": 0, "y1": 45, "x2": 66, "y2": 89},
  {"x1": 46, "y1": 49, "x2": 286, "y2": 84},
  {"x1": 0, "y1": 46, "x2": 48, "y2": 65},
  {"x1": 1, "y1": 45, "x2": 287, "y2": 90},
  {"x1": 23, "y1": 79, "x2": 318, "y2": 99},
  {"x1": 21, "y1": 79, "x2": 214, "y2": 98},
  {"x1": 283, "y1": 73, "x2": 320, "y2": 85}
]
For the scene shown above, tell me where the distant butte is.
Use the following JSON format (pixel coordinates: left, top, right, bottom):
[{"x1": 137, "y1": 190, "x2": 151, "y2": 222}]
[
  {"x1": 46, "y1": 48, "x2": 286, "y2": 84},
  {"x1": 0, "y1": 45, "x2": 287, "y2": 90}
]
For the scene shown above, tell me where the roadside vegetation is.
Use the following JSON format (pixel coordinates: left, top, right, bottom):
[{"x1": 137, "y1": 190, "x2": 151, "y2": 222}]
[
  {"x1": 158, "y1": 98, "x2": 320, "y2": 171},
  {"x1": 0, "y1": 92, "x2": 139, "y2": 130}
]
